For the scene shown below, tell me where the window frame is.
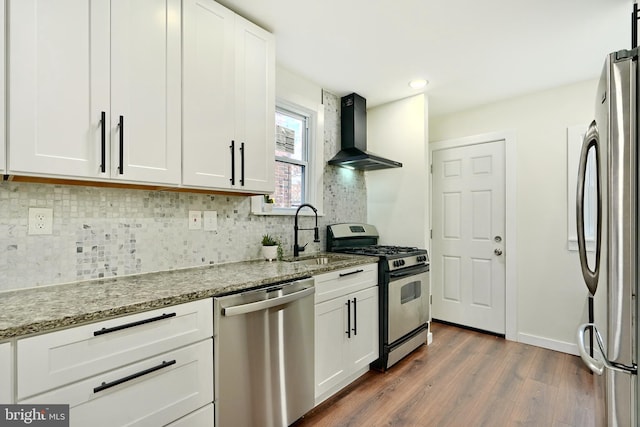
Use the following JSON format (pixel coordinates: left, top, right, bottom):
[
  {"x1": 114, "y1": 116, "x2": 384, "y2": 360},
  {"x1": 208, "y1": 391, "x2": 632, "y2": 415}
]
[{"x1": 251, "y1": 97, "x2": 324, "y2": 216}]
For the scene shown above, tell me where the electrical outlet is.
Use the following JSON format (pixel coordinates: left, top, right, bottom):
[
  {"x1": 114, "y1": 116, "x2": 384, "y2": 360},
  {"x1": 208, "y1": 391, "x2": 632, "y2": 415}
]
[
  {"x1": 188, "y1": 210, "x2": 202, "y2": 230},
  {"x1": 28, "y1": 207, "x2": 53, "y2": 235},
  {"x1": 203, "y1": 211, "x2": 218, "y2": 232}
]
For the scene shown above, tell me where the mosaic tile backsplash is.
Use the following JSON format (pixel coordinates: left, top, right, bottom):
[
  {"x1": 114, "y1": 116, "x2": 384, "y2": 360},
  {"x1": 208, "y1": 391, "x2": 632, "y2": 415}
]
[{"x1": 0, "y1": 91, "x2": 367, "y2": 291}]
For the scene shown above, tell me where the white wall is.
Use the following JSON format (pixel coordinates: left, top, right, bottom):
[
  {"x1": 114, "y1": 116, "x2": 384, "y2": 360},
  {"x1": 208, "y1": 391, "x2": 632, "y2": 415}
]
[
  {"x1": 430, "y1": 79, "x2": 598, "y2": 354},
  {"x1": 367, "y1": 94, "x2": 429, "y2": 250}
]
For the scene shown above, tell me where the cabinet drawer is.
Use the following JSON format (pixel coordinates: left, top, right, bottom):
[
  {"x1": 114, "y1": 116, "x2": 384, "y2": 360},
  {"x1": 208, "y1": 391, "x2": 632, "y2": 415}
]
[
  {"x1": 314, "y1": 263, "x2": 378, "y2": 304},
  {"x1": 167, "y1": 403, "x2": 214, "y2": 427},
  {"x1": 17, "y1": 299, "x2": 213, "y2": 400},
  {"x1": 0, "y1": 342, "x2": 12, "y2": 403},
  {"x1": 19, "y1": 340, "x2": 214, "y2": 427}
]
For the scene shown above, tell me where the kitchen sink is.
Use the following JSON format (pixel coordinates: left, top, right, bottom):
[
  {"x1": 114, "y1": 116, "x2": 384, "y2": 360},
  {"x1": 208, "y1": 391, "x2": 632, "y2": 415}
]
[{"x1": 285, "y1": 255, "x2": 352, "y2": 265}]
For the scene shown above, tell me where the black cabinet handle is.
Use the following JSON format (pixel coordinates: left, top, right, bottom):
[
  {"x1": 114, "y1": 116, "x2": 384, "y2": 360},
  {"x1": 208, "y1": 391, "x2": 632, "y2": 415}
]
[
  {"x1": 93, "y1": 360, "x2": 176, "y2": 393},
  {"x1": 93, "y1": 312, "x2": 176, "y2": 336},
  {"x1": 345, "y1": 300, "x2": 351, "y2": 338},
  {"x1": 339, "y1": 269, "x2": 364, "y2": 278},
  {"x1": 100, "y1": 111, "x2": 106, "y2": 173},
  {"x1": 240, "y1": 142, "x2": 245, "y2": 186},
  {"x1": 118, "y1": 115, "x2": 124, "y2": 174},
  {"x1": 230, "y1": 140, "x2": 235, "y2": 185},
  {"x1": 352, "y1": 297, "x2": 357, "y2": 336}
]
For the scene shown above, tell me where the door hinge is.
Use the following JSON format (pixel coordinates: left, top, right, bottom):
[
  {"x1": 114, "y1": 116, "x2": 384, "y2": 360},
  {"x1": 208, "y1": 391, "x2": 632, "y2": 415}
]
[
  {"x1": 430, "y1": 295, "x2": 432, "y2": 305},
  {"x1": 430, "y1": 229, "x2": 432, "y2": 239},
  {"x1": 430, "y1": 164, "x2": 433, "y2": 173}
]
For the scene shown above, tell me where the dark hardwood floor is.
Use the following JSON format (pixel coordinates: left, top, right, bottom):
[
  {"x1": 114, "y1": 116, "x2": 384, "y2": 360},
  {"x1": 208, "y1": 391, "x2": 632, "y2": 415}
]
[{"x1": 295, "y1": 322, "x2": 605, "y2": 427}]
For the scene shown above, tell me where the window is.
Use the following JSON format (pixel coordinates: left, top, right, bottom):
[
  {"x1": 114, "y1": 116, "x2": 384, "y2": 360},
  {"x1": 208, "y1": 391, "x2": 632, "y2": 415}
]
[
  {"x1": 250, "y1": 94, "x2": 324, "y2": 216},
  {"x1": 274, "y1": 107, "x2": 309, "y2": 209}
]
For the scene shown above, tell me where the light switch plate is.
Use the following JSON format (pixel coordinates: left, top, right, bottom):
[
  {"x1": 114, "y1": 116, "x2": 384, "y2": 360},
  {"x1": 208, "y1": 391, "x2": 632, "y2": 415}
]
[
  {"x1": 188, "y1": 210, "x2": 202, "y2": 230},
  {"x1": 28, "y1": 207, "x2": 53, "y2": 235},
  {"x1": 203, "y1": 211, "x2": 218, "y2": 232}
]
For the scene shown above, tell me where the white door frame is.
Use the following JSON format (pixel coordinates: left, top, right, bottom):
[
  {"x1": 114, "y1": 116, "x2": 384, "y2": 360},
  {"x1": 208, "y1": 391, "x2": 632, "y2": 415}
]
[{"x1": 430, "y1": 130, "x2": 517, "y2": 341}]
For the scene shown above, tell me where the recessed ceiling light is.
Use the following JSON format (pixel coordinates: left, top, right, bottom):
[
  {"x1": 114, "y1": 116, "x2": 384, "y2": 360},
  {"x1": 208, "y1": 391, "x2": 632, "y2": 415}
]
[{"x1": 409, "y1": 79, "x2": 428, "y2": 89}]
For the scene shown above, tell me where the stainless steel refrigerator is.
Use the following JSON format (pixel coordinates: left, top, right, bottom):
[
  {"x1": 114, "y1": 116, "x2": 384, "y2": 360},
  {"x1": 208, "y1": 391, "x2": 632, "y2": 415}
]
[{"x1": 576, "y1": 49, "x2": 638, "y2": 427}]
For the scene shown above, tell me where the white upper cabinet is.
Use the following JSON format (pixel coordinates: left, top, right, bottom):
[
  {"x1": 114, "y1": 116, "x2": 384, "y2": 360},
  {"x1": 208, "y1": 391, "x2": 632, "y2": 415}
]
[
  {"x1": 8, "y1": 0, "x2": 181, "y2": 185},
  {"x1": 182, "y1": 0, "x2": 235, "y2": 189},
  {"x1": 183, "y1": 0, "x2": 274, "y2": 193},
  {"x1": 8, "y1": 0, "x2": 110, "y2": 179},
  {"x1": 233, "y1": 15, "x2": 275, "y2": 193},
  {"x1": 110, "y1": 0, "x2": 181, "y2": 184}
]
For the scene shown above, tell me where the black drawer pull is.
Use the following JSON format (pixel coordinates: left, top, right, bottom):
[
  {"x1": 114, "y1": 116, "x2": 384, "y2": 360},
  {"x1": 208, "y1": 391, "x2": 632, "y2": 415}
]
[
  {"x1": 240, "y1": 142, "x2": 245, "y2": 186},
  {"x1": 339, "y1": 269, "x2": 364, "y2": 278},
  {"x1": 93, "y1": 312, "x2": 176, "y2": 336},
  {"x1": 100, "y1": 111, "x2": 106, "y2": 173},
  {"x1": 93, "y1": 359, "x2": 176, "y2": 393},
  {"x1": 352, "y1": 297, "x2": 357, "y2": 336},
  {"x1": 345, "y1": 299, "x2": 351, "y2": 338},
  {"x1": 118, "y1": 115, "x2": 124, "y2": 174},
  {"x1": 230, "y1": 140, "x2": 235, "y2": 185}
]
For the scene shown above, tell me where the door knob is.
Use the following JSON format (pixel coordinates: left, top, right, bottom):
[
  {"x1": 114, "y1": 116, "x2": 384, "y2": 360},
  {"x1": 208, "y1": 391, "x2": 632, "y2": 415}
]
[{"x1": 494, "y1": 249, "x2": 503, "y2": 256}]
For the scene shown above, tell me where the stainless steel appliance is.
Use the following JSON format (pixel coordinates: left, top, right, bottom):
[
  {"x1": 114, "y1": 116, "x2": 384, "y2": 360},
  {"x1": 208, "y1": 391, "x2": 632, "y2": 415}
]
[
  {"x1": 213, "y1": 277, "x2": 315, "y2": 427},
  {"x1": 576, "y1": 49, "x2": 638, "y2": 426},
  {"x1": 327, "y1": 223, "x2": 430, "y2": 370}
]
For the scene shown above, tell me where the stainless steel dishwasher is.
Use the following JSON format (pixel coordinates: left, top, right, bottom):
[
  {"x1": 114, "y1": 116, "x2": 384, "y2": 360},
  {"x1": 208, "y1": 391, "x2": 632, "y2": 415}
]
[{"x1": 213, "y1": 277, "x2": 315, "y2": 427}]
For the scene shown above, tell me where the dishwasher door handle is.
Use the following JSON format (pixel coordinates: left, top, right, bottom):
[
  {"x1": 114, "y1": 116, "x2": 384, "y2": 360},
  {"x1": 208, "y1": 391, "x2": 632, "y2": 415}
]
[{"x1": 222, "y1": 286, "x2": 314, "y2": 317}]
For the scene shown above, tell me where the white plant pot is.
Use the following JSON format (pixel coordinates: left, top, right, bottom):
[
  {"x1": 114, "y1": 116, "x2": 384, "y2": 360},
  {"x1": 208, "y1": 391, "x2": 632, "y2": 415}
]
[{"x1": 262, "y1": 245, "x2": 278, "y2": 261}]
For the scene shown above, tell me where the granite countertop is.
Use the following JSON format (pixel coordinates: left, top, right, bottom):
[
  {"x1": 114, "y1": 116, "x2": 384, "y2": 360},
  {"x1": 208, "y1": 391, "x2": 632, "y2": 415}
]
[{"x1": 0, "y1": 253, "x2": 378, "y2": 341}]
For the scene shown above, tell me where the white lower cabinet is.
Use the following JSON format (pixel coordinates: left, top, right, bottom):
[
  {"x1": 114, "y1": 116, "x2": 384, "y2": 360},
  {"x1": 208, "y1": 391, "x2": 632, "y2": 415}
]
[
  {"x1": 0, "y1": 342, "x2": 12, "y2": 403},
  {"x1": 20, "y1": 340, "x2": 213, "y2": 427},
  {"x1": 314, "y1": 264, "x2": 379, "y2": 404},
  {"x1": 15, "y1": 299, "x2": 214, "y2": 426}
]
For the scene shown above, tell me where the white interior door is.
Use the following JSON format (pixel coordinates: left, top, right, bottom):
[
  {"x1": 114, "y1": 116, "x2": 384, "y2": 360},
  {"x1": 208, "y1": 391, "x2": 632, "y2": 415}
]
[{"x1": 432, "y1": 140, "x2": 506, "y2": 334}]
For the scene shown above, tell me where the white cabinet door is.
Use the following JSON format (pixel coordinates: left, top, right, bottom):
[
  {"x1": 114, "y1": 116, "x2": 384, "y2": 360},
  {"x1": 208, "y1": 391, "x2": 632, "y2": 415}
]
[
  {"x1": 314, "y1": 296, "x2": 349, "y2": 399},
  {"x1": 110, "y1": 0, "x2": 181, "y2": 185},
  {"x1": 0, "y1": 342, "x2": 12, "y2": 403},
  {"x1": 348, "y1": 286, "x2": 379, "y2": 372},
  {"x1": 182, "y1": 0, "x2": 235, "y2": 188},
  {"x1": 0, "y1": 0, "x2": 5, "y2": 175},
  {"x1": 8, "y1": 0, "x2": 110, "y2": 178},
  {"x1": 233, "y1": 16, "x2": 275, "y2": 193}
]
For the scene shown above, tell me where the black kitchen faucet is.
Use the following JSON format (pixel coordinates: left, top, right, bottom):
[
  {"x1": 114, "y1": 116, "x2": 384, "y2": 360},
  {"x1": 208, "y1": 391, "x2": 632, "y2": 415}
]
[{"x1": 293, "y1": 203, "x2": 320, "y2": 257}]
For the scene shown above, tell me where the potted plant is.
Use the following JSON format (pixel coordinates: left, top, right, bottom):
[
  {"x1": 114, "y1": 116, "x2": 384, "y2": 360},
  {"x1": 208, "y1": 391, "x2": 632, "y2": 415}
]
[
  {"x1": 261, "y1": 234, "x2": 279, "y2": 261},
  {"x1": 263, "y1": 195, "x2": 275, "y2": 212}
]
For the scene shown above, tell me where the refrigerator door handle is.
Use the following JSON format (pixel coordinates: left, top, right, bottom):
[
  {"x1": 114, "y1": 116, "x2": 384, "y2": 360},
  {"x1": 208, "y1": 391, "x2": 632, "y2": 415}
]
[
  {"x1": 577, "y1": 323, "x2": 637, "y2": 375},
  {"x1": 576, "y1": 121, "x2": 602, "y2": 296}
]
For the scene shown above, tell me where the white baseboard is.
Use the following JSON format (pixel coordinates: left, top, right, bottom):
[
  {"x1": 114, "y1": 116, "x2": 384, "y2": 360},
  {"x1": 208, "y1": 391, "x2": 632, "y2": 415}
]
[{"x1": 518, "y1": 332, "x2": 579, "y2": 356}]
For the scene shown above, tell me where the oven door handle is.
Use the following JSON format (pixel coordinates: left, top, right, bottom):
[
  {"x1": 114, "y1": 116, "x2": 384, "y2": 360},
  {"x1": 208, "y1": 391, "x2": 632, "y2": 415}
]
[{"x1": 389, "y1": 265, "x2": 429, "y2": 279}]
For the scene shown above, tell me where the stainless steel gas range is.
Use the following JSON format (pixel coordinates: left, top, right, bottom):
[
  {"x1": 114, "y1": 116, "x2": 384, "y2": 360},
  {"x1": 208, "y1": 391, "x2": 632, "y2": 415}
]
[{"x1": 327, "y1": 223, "x2": 430, "y2": 371}]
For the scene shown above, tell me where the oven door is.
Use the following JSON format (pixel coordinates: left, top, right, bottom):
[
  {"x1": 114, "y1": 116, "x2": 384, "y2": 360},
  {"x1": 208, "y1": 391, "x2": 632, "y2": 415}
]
[{"x1": 387, "y1": 265, "x2": 430, "y2": 344}]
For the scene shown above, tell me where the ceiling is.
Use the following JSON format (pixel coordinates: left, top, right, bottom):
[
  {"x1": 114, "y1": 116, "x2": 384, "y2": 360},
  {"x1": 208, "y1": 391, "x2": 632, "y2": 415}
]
[{"x1": 217, "y1": 0, "x2": 631, "y2": 116}]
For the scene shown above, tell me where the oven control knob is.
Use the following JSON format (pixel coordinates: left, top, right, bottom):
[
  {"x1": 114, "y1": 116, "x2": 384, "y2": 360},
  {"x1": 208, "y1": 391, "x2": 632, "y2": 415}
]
[{"x1": 400, "y1": 260, "x2": 405, "y2": 266}]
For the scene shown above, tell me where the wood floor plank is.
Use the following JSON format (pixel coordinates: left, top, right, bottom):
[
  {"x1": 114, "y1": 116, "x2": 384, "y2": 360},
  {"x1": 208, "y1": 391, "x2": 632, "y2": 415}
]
[{"x1": 295, "y1": 322, "x2": 603, "y2": 427}]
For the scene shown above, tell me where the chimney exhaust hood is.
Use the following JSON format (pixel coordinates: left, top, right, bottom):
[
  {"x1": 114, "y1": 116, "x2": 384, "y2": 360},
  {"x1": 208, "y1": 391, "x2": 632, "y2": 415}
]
[{"x1": 328, "y1": 93, "x2": 402, "y2": 171}]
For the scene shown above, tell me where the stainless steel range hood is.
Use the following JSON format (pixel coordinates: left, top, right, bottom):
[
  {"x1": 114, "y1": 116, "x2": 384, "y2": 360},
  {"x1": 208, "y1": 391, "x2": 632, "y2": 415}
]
[{"x1": 328, "y1": 93, "x2": 402, "y2": 171}]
